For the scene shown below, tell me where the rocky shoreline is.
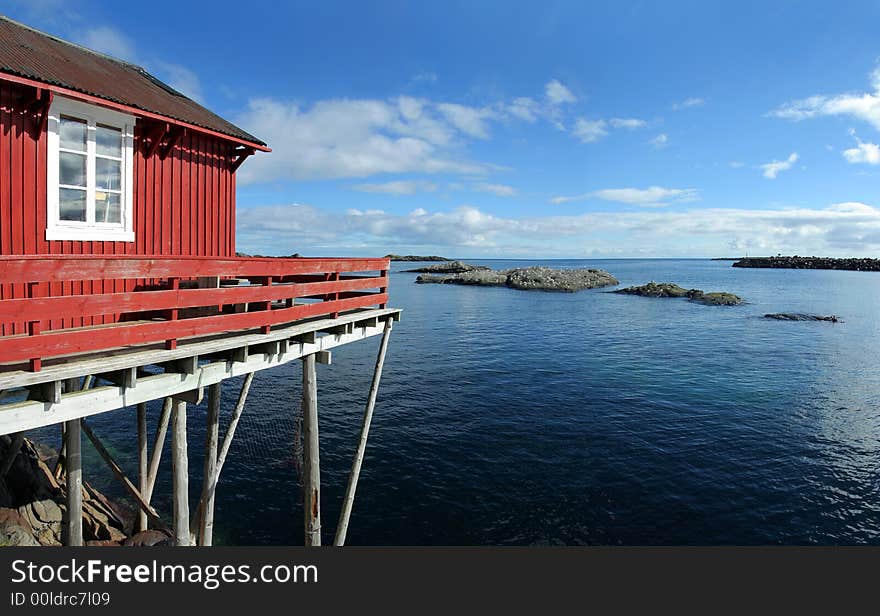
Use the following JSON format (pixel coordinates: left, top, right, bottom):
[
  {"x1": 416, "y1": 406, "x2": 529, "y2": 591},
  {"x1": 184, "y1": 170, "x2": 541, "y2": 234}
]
[
  {"x1": 732, "y1": 256, "x2": 880, "y2": 271},
  {"x1": 764, "y1": 313, "x2": 841, "y2": 322},
  {"x1": 613, "y1": 282, "x2": 743, "y2": 306},
  {"x1": 387, "y1": 254, "x2": 451, "y2": 262},
  {"x1": 403, "y1": 260, "x2": 489, "y2": 274},
  {"x1": 416, "y1": 266, "x2": 619, "y2": 292},
  {"x1": 0, "y1": 435, "x2": 170, "y2": 546}
]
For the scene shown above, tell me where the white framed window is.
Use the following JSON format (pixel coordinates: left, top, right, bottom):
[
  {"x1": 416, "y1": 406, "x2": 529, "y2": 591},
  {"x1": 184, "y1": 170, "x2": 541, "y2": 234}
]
[{"x1": 46, "y1": 96, "x2": 136, "y2": 242}]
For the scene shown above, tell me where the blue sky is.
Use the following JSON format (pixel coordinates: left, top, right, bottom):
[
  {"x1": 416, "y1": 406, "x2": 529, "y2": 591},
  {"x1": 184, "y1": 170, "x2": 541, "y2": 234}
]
[{"x1": 6, "y1": 0, "x2": 880, "y2": 257}]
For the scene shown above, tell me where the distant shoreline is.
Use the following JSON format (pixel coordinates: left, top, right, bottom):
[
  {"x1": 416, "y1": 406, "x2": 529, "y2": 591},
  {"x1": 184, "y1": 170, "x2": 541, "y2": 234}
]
[{"x1": 732, "y1": 256, "x2": 880, "y2": 272}]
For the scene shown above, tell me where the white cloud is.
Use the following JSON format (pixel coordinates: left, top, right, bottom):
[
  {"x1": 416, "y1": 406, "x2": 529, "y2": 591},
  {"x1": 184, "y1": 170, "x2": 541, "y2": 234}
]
[
  {"x1": 235, "y1": 97, "x2": 492, "y2": 182},
  {"x1": 573, "y1": 118, "x2": 608, "y2": 143},
  {"x1": 545, "y1": 79, "x2": 577, "y2": 104},
  {"x1": 842, "y1": 132, "x2": 880, "y2": 165},
  {"x1": 609, "y1": 117, "x2": 647, "y2": 129},
  {"x1": 770, "y1": 64, "x2": 880, "y2": 130},
  {"x1": 650, "y1": 133, "x2": 669, "y2": 148},
  {"x1": 475, "y1": 183, "x2": 518, "y2": 197},
  {"x1": 672, "y1": 97, "x2": 705, "y2": 110},
  {"x1": 236, "y1": 201, "x2": 880, "y2": 258},
  {"x1": 550, "y1": 186, "x2": 699, "y2": 206},
  {"x1": 436, "y1": 103, "x2": 496, "y2": 138},
  {"x1": 352, "y1": 180, "x2": 438, "y2": 195},
  {"x1": 761, "y1": 152, "x2": 799, "y2": 179},
  {"x1": 506, "y1": 97, "x2": 541, "y2": 122}
]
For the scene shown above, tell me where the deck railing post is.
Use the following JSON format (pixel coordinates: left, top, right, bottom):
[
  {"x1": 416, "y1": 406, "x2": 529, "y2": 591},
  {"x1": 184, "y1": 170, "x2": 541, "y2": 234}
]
[
  {"x1": 301, "y1": 354, "x2": 321, "y2": 546},
  {"x1": 379, "y1": 269, "x2": 388, "y2": 309},
  {"x1": 164, "y1": 277, "x2": 180, "y2": 350},
  {"x1": 63, "y1": 418, "x2": 83, "y2": 546},
  {"x1": 171, "y1": 399, "x2": 190, "y2": 546}
]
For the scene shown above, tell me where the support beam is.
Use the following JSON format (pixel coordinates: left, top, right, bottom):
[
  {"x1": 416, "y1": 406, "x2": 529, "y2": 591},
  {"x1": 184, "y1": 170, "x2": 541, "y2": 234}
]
[
  {"x1": 172, "y1": 399, "x2": 190, "y2": 546},
  {"x1": 199, "y1": 383, "x2": 221, "y2": 546},
  {"x1": 144, "y1": 398, "x2": 172, "y2": 508},
  {"x1": 80, "y1": 420, "x2": 165, "y2": 528},
  {"x1": 302, "y1": 354, "x2": 321, "y2": 546},
  {"x1": 64, "y1": 419, "x2": 82, "y2": 546},
  {"x1": 316, "y1": 350, "x2": 332, "y2": 365},
  {"x1": 190, "y1": 372, "x2": 254, "y2": 538},
  {"x1": 137, "y1": 402, "x2": 148, "y2": 532},
  {"x1": 334, "y1": 319, "x2": 393, "y2": 546}
]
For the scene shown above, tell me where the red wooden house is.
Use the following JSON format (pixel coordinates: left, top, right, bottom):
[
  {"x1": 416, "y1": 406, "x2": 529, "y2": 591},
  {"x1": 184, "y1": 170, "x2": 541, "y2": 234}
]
[{"x1": 0, "y1": 16, "x2": 391, "y2": 369}]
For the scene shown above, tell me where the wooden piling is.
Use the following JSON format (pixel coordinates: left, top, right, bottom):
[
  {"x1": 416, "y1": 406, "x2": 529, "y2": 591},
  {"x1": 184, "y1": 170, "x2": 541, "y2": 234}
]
[
  {"x1": 64, "y1": 419, "x2": 83, "y2": 546},
  {"x1": 199, "y1": 383, "x2": 221, "y2": 545},
  {"x1": 190, "y1": 372, "x2": 254, "y2": 539},
  {"x1": 302, "y1": 354, "x2": 321, "y2": 546},
  {"x1": 172, "y1": 399, "x2": 190, "y2": 546},
  {"x1": 334, "y1": 319, "x2": 393, "y2": 546},
  {"x1": 137, "y1": 402, "x2": 148, "y2": 532}
]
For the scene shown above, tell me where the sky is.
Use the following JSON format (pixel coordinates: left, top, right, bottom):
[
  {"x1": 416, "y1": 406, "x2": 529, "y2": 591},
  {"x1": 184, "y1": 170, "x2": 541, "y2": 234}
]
[{"x1": 5, "y1": 0, "x2": 880, "y2": 258}]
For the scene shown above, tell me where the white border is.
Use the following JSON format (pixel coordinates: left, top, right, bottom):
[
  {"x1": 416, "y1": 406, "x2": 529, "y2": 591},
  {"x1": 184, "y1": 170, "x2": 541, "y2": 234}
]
[{"x1": 46, "y1": 96, "x2": 136, "y2": 242}]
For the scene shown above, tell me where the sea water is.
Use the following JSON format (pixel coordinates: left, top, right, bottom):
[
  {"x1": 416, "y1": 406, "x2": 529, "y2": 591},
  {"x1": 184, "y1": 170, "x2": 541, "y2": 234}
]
[{"x1": 55, "y1": 259, "x2": 880, "y2": 545}]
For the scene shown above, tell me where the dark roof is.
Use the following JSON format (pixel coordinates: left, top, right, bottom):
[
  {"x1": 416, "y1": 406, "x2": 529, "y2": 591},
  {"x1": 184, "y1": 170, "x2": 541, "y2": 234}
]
[{"x1": 0, "y1": 16, "x2": 265, "y2": 147}]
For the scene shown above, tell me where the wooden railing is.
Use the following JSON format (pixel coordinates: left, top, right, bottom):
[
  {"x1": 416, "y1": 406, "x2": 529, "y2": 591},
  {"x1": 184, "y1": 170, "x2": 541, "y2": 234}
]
[{"x1": 0, "y1": 255, "x2": 389, "y2": 371}]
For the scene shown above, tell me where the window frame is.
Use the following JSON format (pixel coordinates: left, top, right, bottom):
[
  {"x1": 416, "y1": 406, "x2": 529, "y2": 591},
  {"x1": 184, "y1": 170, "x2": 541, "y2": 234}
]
[{"x1": 46, "y1": 96, "x2": 136, "y2": 242}]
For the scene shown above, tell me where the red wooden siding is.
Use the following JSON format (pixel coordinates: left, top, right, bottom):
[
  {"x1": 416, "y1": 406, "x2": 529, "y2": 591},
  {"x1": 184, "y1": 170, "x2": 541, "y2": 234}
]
[{"x1": 0, "y1": 81, "x2": 240, "y2": 335}]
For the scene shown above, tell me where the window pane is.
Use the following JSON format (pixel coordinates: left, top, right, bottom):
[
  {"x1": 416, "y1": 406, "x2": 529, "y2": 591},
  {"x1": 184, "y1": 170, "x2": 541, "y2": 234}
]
[
  {"x1": 96, "y1": 125, "x2": 122, "y2": 157},
  {"x1": 59, "y1": 188, "x2": 87, "y2": 222},
  {"x1": 59, "y1": 116, "x2": 86, "y2": 151},
  {"x1": 95, "y1": 193, "x2": 121, "y2": 224},
  {"x1": 96, "y1": 158, "x2": 121, "y2": 191},
  {"x1": 59, "y1": 152, "x2": 87, "y2": 187}
]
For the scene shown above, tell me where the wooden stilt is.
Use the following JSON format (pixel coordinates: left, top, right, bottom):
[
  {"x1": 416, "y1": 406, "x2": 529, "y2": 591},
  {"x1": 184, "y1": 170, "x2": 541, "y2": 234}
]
[
  {"x1": 189, "y1": 372, "x2": 254, "y2": 538},
  {"x1": 136, "y1": 402, "x2": 148, "y2": 532},
  {"x1": 199, "y1": 383, "x2": 221, "y2": 546},
  {"x1": 145, "y1": 397, "x2": 172, "y2": 503},
  {"x1": 334, "y1": 319, "x2": 393, "y2": 546},
  {"x1": 302, "y1": 354, "x2": 321, "y2": 546},
  {"x1": 64, "y1": 419, "x2": 83, "y2": 546},
  {"x1": 172, "y1": 399, "x2": 190, "y2": 546}
]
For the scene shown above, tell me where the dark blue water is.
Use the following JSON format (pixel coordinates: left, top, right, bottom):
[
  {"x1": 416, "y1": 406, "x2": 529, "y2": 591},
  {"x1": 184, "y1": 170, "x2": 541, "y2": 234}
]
[{"x1": 41, "y1": 259, "x2": 880, "y2": 544}]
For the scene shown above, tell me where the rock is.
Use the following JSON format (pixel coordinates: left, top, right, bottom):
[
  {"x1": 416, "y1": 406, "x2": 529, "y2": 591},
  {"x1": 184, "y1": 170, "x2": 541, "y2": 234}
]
[
  {"x1": 614, "y1": 282, "x2": 696, "y2": 298},
  {"x1": 764, "y1": 313, "x2": 842, "y2": 322},
  {"x1": 0, "y1": 522, "x2": 39, "y2": 546},
  {"x1": 417, "y1": 269, "x2": 508, "y2": 286},
  {"x1": 614, "y1": 282, "x2": 743, "y2": 305},
  {"x1": 404, "y1": 260, "x2": 490, "y2": 274},
  {"x1": 386, "y1": 254, "x2": 451, "y2": 262},
  {"x1": 417, "y1": 267, "x2": 619, "y2": 292},
  {"x1": 506, "y1": 267, "x2": 619, "y2": 292},
  {"x1": 691, "y1": 292, "x2": 743, "y2": 306},
  {"x1": 124, "y1": 529, "x2": 173, "y2": 547},
  {"x1": 31, "y1": 498, "x2": 62, "y2": 524},
  {"x1": 732, "y1": 256, "x2": 880, "y2": 271},
  {"x1": 1, "y1": 436, "x2": 131, "y2": 545}
]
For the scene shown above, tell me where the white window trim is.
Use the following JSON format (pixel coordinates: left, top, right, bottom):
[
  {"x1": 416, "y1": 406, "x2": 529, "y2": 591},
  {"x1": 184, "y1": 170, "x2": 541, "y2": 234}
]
[{"x1": 46, "y1": 96, "x2": 136, "y2": 242}]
